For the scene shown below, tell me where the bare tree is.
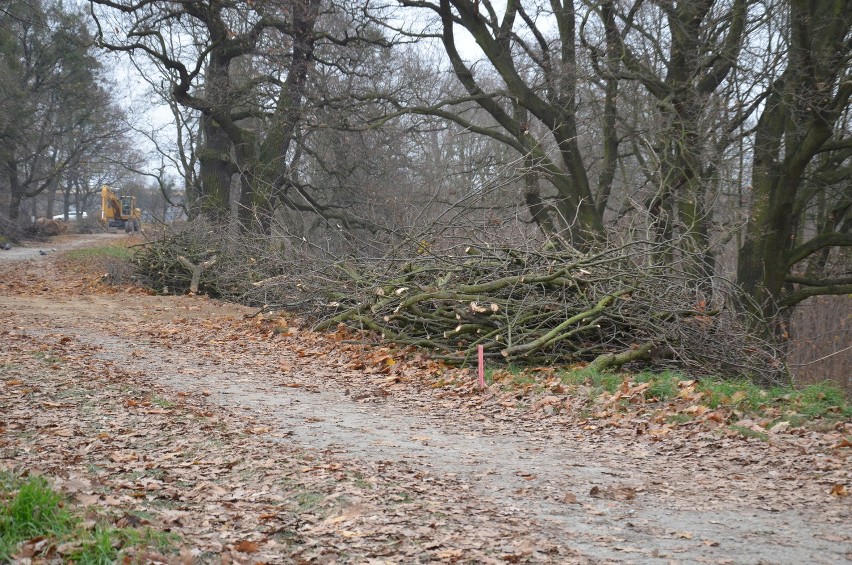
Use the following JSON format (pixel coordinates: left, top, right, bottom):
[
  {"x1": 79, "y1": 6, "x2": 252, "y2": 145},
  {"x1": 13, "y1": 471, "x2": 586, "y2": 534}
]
[
  {"x1": 391, "y1": 0, "x2": 617, "y2": 248},
  {"x1": 585, "y1": 0, "x2": 748, "y2": 282},
  {"x1": 737, "y1": 0, "x2": 852, "y2": 324},
  {"x1": 0, "y1": 0, "x2": 120, "y2": 220},
  {"x1": 90, "y1": 0, "x2": 402, "y2": 235}
]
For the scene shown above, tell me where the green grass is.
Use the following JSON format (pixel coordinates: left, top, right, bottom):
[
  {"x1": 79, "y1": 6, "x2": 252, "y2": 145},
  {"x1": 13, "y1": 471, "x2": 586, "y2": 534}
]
[
  {"x1": 63, "y1": 245, "x2": 132, "y2": 261},
  {"x1": 555, "y1": 366, "x2": 849, "y2": 429},
  {"x1": 483, "y1": 363, "x2": 524, "y2": 386},
  {"x1": 700, "y1": 378, "x2": 850, "y2": 423},
  {"x1": 149, "y1": 395, "x2": 175, "y2": 409},
  {"x1": 31, "y1": 350, "x2": 60, "y2": 364},
  {"x1": 729, "y1": 424, "x2": 769, "y2": 441},
  {"x1": 635, "y1": 370, "x2": 681, "y2": 401},
  {"x1": 792, "y1": 382, "x2": 849, "y2": 418},
  {"x1": 393, "y1": 492, "x2": 414, "y2": 504},
  {"x1": 667, "y1": 413, "x2": 694, "y2": 425},
  {"x1": 560, "y1": 367, "x2": 624, "y2": 393},
  {"x1": 0, "y1": 474, "x2": 76, "y2": 557},
  {"x1": 294, "y1": 491, "x2": 325, "y2": 512},
  {"x1": 353, "y1": 479, "x2": 373, "y2": 490},
  {"x1": 0, "y1": 470, "x2": 178, "y2": 562}
]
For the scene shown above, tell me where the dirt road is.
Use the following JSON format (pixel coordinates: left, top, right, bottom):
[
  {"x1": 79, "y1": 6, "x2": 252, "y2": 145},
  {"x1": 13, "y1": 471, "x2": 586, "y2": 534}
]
[{"x1": 1, "y1": 234, "x2": 849, "y2": 564}]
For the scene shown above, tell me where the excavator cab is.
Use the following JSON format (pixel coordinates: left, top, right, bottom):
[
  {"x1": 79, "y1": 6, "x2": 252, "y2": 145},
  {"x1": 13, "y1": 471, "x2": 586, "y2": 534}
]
[{"x1": 101, "y1": 185, "x2": 141, "y2": 232}]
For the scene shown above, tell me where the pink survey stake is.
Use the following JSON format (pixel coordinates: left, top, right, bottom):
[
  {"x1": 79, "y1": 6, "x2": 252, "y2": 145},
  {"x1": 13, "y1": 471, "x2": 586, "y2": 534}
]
[{"x1": 477, "y1": 345, "x2": 485, "y2": 390}]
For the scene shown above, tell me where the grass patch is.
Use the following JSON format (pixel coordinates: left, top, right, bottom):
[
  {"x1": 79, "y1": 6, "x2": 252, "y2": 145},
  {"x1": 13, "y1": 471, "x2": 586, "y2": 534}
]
[
  {"x1": 0, "y1": 470, "x2": 178, "y2": 562},
  {"x1": 392, "y1": 492, "x2": 414, "y2": 504},
  {"x1": 61, "y1": 245, "x2": 137, "y2": 286},
  {"x1": 666, "y1": 413, "x2": 694, "y2": 425},
  {"x1": 791, "y1": 382, "x2": 850, "y2": 419},
  {"x1": 699, "y1": 378, "x2": 850, "y2": 424},
  {"x1": 554, "y1": 366, "x2": 849, "y2": 430},
  {"x1": 149, "y1": 395, "x2": 175, "y2": 409},
  {"x1": 63, "y1": 246, "x2": 132, "y2": 262},
  {"x1": 484, "y1": 364, "x2": 524, "y2": 386},
  {"x1": 635, "y1": 370, "x2": 681, "y2": 401},
  {"x1": 560, "y1": 367, "x2": 624, "y2": 393},
  {"x1": 728, "y1": 424, "x2": 769, "y2": 442},
  {"x1": 0, "y1": 474, "x2": 76, "y2": 556},
  {"x1": 294, "y1": 491, "x2": 325, "y2": 512},
  {"x1": 30, "y1": 350, "x2": 61, "y2": 364}
]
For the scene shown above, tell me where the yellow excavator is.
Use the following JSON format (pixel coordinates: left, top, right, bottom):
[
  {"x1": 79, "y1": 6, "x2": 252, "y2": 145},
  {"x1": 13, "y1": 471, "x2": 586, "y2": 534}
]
[{"x1": 101, "y1": 185, "x2": 141, "y2": 232}]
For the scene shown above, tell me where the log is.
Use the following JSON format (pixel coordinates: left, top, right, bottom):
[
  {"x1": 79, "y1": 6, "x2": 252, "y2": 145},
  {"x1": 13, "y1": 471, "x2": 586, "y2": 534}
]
[{"x1": 177, "y1": 255, "x2": 217, "y2": 294}]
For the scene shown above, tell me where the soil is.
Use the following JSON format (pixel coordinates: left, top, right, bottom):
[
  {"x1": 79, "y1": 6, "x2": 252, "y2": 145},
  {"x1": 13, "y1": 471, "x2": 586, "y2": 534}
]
[{"x1": 1, "y1": 234, "x2": 850, "y2": 564}]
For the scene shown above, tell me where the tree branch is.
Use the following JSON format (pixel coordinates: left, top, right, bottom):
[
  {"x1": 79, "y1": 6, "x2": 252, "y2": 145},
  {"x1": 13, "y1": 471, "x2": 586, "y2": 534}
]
[{"x1": 787, "y1": 232, "x2": 852, "y2": 267}]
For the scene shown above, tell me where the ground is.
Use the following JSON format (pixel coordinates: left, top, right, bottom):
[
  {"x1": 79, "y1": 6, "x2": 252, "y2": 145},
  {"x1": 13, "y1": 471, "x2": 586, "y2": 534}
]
[{"x1": 0, "y1": 234, "x2": 849, "y2": 564}]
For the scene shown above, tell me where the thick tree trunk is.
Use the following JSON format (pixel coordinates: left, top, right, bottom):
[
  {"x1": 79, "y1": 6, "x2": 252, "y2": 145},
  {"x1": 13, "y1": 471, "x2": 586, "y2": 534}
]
[
  {"x1": 198, "y1": 114, "x2": 235, "y2": 221},
  {"x1": 737, "y1": 0, "x2": 852, "y2": 323},
  {"x1": 196, "y1": 50, "x2": 237, "y2": 222},
  {"x1": 5, "y1": 158, "x2": 22, "y2": 220}
]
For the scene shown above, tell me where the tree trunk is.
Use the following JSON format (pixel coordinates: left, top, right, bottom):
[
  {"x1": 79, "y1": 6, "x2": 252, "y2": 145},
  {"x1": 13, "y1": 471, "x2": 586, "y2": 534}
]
[
  {"x1": 196, "y1": 51, "x2": 237, "y2": 222},
  {"x1": 737, "y1": 0, "x2": 852, "y2": 323}
]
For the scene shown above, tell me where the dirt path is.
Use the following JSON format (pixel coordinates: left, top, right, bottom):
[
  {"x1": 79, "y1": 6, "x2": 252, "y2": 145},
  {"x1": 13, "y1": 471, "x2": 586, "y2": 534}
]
[{"x1": 1, "y1": 234, "x2": 850, "y2": 564}]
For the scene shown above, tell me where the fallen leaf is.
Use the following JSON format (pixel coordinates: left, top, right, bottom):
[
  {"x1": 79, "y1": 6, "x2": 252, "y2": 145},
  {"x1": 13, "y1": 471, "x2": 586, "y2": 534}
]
[
  {"x1": 56, "y1": 541, "x2": 84, "y2": 555},
  {"x1": 769, "y1": 421, "x2": 790, "y2": 434},
  {"x1": 76, "y1": 494, "x2": 100, "y2": 505},
  {"x1": 589, "y1": 485, "x2": 636, "y2": 500},
  {"x1": 42, "y1": 401, "x2": 66, "y2": 408},
  {"x1": 830, "y1": 484, "x2": 848, "y2": 497},
  {"x1": 729, "y1": 390, "x2": 747, "y2": 404},
  {"x1": 233, "y1": 540, "x2": 260, "y2": 553},
  {"x1": 831, "y1": 437, "x2": 851, "y2": 449},
  {"x1": 16, "y1": 536, "x2": 47, "y2": 558},
  {"x1": 683, "y1": 405, "x2": 708, "y2": 416},
  {"x1": 531, "y1": 395, "x2": 561, "y2": 412}
]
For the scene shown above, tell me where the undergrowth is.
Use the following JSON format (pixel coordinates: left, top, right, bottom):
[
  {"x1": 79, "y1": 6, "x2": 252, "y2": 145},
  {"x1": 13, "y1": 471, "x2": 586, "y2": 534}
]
[{"x1": 0, "y1": 470, "x2": 178, "y2": 562}]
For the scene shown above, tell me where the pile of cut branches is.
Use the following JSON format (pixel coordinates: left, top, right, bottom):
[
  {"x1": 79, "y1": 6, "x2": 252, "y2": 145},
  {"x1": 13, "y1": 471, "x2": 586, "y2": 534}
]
[
  {"x1": 253, "y1": 239, "x2": 784, "y2": 382},
  {"x1": 130, "y1": 220, "x2": 228, "y2": 296},
  {"x1": 130, "y1": 221, "x2": 784, "y2": 382}
]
